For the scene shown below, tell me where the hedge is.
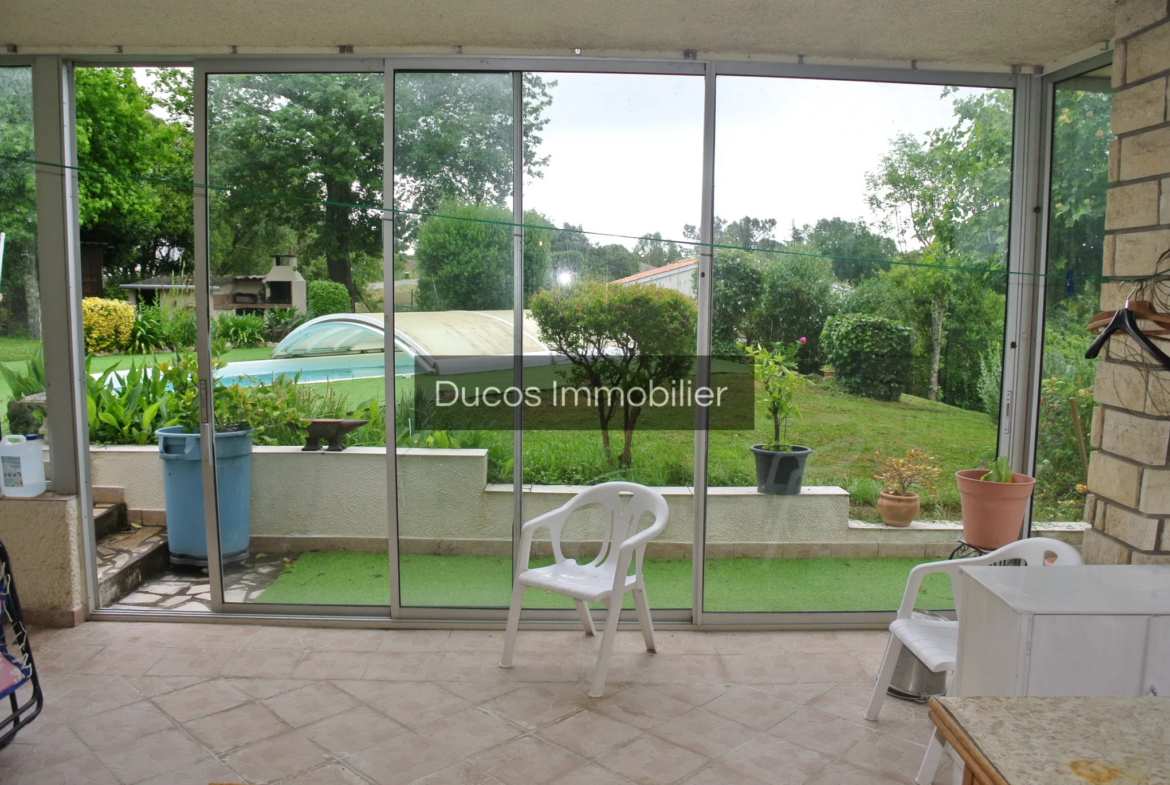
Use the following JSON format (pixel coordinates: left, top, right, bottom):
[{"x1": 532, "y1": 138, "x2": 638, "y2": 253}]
[
  {"x1": 81, "y1": 297, "x2": 135, "y2": 354},
  {"x1": 307, "y1": 280, "x2": 351, "y2": 317},
  {"x1": 821, "y1": 313, "x2": 915, "y2": 401}
]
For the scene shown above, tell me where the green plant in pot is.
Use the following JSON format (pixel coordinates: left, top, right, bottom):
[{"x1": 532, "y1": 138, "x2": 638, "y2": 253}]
[
  {"x1": 872, "y1": 448, "x2": 940, "y2": 527},
  {"x1": 745, "y1": 340, "x2": 810, "y2": 495},
  {"x1": 955, "y1": 456, "x2": 1036, "y2": 550}
]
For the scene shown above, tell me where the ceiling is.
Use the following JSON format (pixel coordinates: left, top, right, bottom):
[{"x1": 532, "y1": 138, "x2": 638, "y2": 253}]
[{"x1": 0, "y1": 0, "x2": 1115, "y2": 68}]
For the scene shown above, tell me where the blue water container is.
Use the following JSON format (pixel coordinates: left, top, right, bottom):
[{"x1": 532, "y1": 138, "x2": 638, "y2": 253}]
[{"x1": 156, "y1": 426, "x2": 253, "y2": 566}]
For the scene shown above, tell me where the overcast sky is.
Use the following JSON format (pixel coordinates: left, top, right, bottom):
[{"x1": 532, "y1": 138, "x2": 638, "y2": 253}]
[{"x1": 525, "y1": 73, "x2": 996, "y2": 250}]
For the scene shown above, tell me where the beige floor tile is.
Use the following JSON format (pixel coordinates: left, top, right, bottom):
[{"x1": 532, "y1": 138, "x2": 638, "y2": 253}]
[
  {"x1": 646, "y1": 683, "x2": 729, "y2": 707},
  {"x1": 43, "y1": 674, "x2": 145, "y2": 719},
  {"x1": 755, "y1": 682, "x2": 838, "y2": 706},
  {"x1": 440, "y1": 652, "x2": 514, "y2": 683},
  {"x1": 228, "y1": 677, "x2": 313, "y2": 699},
  {"x1": 263, "y1": 681, "x2": 360, "y2": 728},
  {"x1": 338, "y1": 679, "x2": 472, "y2": 727},
  {"x1": 32, "y1": 643, "x2": 107, "y2": 674},
  {"x1": 649, "y1": 706, "x2": 759, "y2": 759},
  {"x1": 555, "y1": 763, "x2": 638, "y2": 785},
  {"x1": 504, "y1": 630, "x2": 588, "y2": 654},
  {"x1": 472, "y1": 735, "x2": 585, "y2": 785},
  {"x1": 679, "y1": 761, "x2": 770, "y2": 784},
  {"x1": 281, "y1": 762, "x2": 372, "y2": 785},
  {"x1": 0, "y1": 750, "x2": 120, "y2": 785},
  {"x1": 182, "y1": 700, "x2": 291, "y2": 753},
  {"x1": 345, "y1": 730, "x2": 471, "y2": 785},
  {"x1": 166, "y1": 622, "x2": 258, "y2": 649},
  {"x1": 74, "y1": 646, "x2": 168, "y2": 676},
  {"x1": 292, "y1": 650, "x2": 374, "y2": 680},
  {"x1": 447, "y1": 630, "x2": 514, "y2": 652},
  {"x1": 538, "y1": 708, "x2": 643, "y2": 759},
  {"x1": 123, "y1": 675, "x2": 207, "y2": 698},
  {"x1": 594, "y1": 734, "x2": 707, "y2": 785},
  {"x1": 579, "y1": 631, "x2": 667, "y2": 655},
  {"x1": 701, "y1": 685, "x2": 802, "y2": 731},
  {"x1": 133, "y1": 756, "x2": 242, "y2": 785},
  {"x1": 508, "y1": 652, "x2": 585, "y2": 683},
  {"x1": 804, "y1": 762, "x2": 906, "y2": 785},
  {"x1": 223, "y1": 729, "x2": 335, "y2": 784},
  {"x1": 143, "y1": 647, "x2": 234, "y2": 677},
  {"x1": 838, "y1": 731, "x2": 929, "y2": 784},
  {"x1": 767, "y1": 706, "x2": 875, "y2": 757},
  {"x1": 377, "y1": 629, "x2": 452, "y2": 653},
  {"x1": 807, "y1": 682, "x2": 935, "y2": 744},
  {"x1": 720, "y1": 735, "x2": 834, "y2": 785},
  {"x1": 309, "y1": 628, "x2": 387, "y2": 652},
  {"x1": 595, "y1": 685, "x2": 697, "y2": 730},
  {"x1": 302, "y1": 704, "x2": 411, "y2": 757},
  {"x1": 589, "y1": 654, "x2": 724, "y2": 686},
  {"x1": 481, "y1": 683, "x2": 594, "y2": 730},
  {"x1": 0, "y1": 725, "x2": 92, "y2": 777},
  {"x1": 219, "y1": 648, "x2": 305, "y2": 679},
  {"x1": 412, "y1": 760, "x2": 502, "y2": 784},
  {"x1": 68, "y1": 700, "x2": 174, "y2": 750},
  {"x1": 243, "y1": 626, "x2": 322, "y2": 650},
  {"x1": 787, "y1": 652, "x2": 869, "y2": 684},
  {"x1": 420, "y1": 706, "x2": 525, "y2": 754},
  {"x1": 153, "y1": 679, "x2": 249, "y2": 723},
  {"x1": 364, "y1": 651, "x2": 446, "y2": 681},
  {"x1": 93, "y1": 728, "x2": 209, "y2": 785},
  {"x1": 719, "y1": 655, "x2": 799, "y2": 685}
]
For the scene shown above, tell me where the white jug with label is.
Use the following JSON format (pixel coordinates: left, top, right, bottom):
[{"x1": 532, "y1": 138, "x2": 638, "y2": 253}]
[{"x1": 0, "y1": 434, "x2": 47, "y2": 497}]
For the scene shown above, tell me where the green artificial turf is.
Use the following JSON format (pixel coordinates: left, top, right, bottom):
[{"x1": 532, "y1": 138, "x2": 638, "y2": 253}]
[{"x1": 255, "y1": 551, "x2": 954, "y2": 612}]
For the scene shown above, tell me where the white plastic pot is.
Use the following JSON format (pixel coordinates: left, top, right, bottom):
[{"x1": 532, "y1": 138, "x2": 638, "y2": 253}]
[{"x1": 0, "y1": 434, "x2": 47, "y2": 498}]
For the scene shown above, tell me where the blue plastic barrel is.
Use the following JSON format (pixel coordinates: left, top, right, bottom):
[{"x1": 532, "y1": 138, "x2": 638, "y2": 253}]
[{"x1": 156, "y1": 426, "x2": 253, "y2": 566}]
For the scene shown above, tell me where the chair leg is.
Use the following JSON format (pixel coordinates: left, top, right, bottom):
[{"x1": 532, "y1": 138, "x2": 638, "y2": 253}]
[
  {"x1": 915, "y1": 727, "x2": 946, "y2": 785},
  {"x1": 499, "y1": 580, "x2": 526, "y2": 668},
  {"x1": 864, "y1": 634, "x2": 903, "y2": 721},
  {"x1": 589, "y1": 596, "x2": 623, "y2": 698},
  {"x1": 575, "y1": 600, "x2": 596, "y2": 636},
  {"x1": 632, "y1": 584, "x2": 656, "y2": 653}
]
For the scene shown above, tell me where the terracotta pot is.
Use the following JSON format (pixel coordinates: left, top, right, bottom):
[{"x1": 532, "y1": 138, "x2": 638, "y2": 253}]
[
  {"x1": 955, "y1": 469, "x2": 1036, "y2": 550},
  {"x1": 877, "y1": 491, "x2": 919, "y2": 527}
]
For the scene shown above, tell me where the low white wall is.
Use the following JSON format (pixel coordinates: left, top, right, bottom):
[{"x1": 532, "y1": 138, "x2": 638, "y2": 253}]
[{"x1": 0, "y1": 494, "x2": 86, "y2": 626}]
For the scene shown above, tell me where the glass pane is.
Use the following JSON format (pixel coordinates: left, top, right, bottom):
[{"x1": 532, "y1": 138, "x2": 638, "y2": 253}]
[
  {"x1": 394, "y1": 72, "x2": 516, "y2": 608},
  {"x1": 206, "y1": 72, "x2": 387, "y2": 606},
  {"x1": 1034, "y1": 65, "x2": 1111, "y2": 528},
  {"x1": 519, "y1": 72, "x2": 705, "y2": 611},
  {"x1": 707, "y1": 77, "x2": 1013, "y2": 612},
  {"x1": 0, "y1": 68, "x2": 43, "y2": 485},
  {"x1": 65, "y1": 66, "x2": 200, "y2": 611}
]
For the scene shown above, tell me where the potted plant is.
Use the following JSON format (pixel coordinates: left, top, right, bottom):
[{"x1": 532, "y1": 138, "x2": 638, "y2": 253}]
[
  {"x1": 955, "y1": 456, "x2": 1036, "y2": 550},
  {"x1": 872, "y1": 448, "x2": 940, "y2": 527},
  {"x1": 821, "y1": 365, "x2": 836, "y2": 379},
  {"x1": 745, "y1": 340, "x2": 811, "y2": 495}
]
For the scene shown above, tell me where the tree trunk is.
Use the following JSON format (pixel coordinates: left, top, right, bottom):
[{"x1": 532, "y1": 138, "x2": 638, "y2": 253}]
[
  {"x1": 619, "y1": 405, "x2": 643, "y2": 467},
  {"x1": 597, "y1": 401, "x2": 614, "y2": 467},
  {"x1": 24, "y1": 270, "x2": 41, "y2": 341},
  {"x1": 324, "y1": 180, "x2": 356, "y2": 307},
  {"x1": 928, "y1": 293, "x2": 944, "y2": 403}
]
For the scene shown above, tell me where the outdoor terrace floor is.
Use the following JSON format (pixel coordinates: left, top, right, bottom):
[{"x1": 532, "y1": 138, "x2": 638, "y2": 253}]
[{"x1": 2, "y1": 622, "x2": 953, "y2": 784}]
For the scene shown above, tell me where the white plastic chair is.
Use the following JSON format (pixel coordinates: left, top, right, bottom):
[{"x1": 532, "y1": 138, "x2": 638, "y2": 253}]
[
  {"x1": 864, "y1": 536, "x2": 1082, "y2": 784},
  {"x1": 500, "y1": 482, "x2": 668, "y2": 697}
]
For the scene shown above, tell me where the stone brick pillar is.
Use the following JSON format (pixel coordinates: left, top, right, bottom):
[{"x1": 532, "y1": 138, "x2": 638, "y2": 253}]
[{"x1": 1083, "y1": 0, "x2": 1170, "y2": 565}]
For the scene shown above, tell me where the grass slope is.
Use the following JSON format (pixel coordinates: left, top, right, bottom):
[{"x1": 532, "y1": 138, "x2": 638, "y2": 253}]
[{"x1": 257, "y1": 551, "x2": 954, "y2": 612}]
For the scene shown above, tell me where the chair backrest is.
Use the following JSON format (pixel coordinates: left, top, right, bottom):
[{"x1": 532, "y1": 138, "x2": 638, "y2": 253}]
[
  {"x1": 952, "y1": 536, "x2": 1083, "y2": 617},
  {"x1": 553, "y1": 482, "x2": 669, "y2": 571}
]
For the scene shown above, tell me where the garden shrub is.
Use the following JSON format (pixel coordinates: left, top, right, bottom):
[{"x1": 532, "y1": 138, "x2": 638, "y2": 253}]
[
  {"x1": 265, "y1": 307, "x2": 306, "y2": 343},
  {"x1": 214, "y1": 312, "x2": 266, "y2": 347},
  {"x1": 821, "y1": 313, "x2": 914, "y2": 401},
  {"x1": 164, "y1": 307, "x2": 197, "y2": 349},
  {"x1": 128, "y1": 305, "x2": 170, "y2": 354},
  {"x1": 82, "y1": 297, "x2": 135, "y2": 354},
  {"x1": 307, "y1": 280, "x2": 351, "y2": 317}
]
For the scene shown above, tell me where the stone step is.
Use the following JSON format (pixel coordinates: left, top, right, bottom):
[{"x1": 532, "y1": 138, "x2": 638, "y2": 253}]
[
  {"x1": 93, "y1": 502, "x2": 129, "y2": 539},
  {"x1": 95, "y1": 525, "x2": 170, "y2": 607}
]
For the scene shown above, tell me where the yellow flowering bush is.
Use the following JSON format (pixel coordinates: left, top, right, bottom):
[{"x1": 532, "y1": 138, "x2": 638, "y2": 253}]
[{"x1": 82, "y1": 297, "x2": 134, "y2": 354}]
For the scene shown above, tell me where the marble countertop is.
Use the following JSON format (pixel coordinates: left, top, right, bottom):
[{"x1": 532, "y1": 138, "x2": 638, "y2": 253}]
[{"x1": 936, "y1": 696, "x2": 1170, "y2": 784}]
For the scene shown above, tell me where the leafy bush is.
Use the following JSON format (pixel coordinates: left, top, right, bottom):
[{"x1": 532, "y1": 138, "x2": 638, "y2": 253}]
[
  {"x1": 82, "y1": 297, "x2": 135, "y2": 353},
  {"x1": 821, "y1": 314, "x2": 914, "y2": 401},
  {"x1": 873, "y1": 448, "x2": 940, "y2": 496},
  {"x1": 743, "y1": 341, "x2": 805, "y2": 450},
  {"x1": 214, "y1": 313, "x2": 266, "y2": 347},
  {"x1": 164, "y1": 308, "x2": 197, "y2": 350},
  {"x1": 86, "y1": 360, "x2": 180, "y2": 445},
  {"x1": 712, "y1": 251, "x2": 766, "y2": 356},
  {"x1": 128, "y1": 305, "x2": 170, "y2": 354},
  {"x1": 265, "y1": 307, "x2": 306, "y2": 343},
  {"x1": 755, "y1": 254, "x2": 838, "y2": 373},
  {"x1": 0, "y1": 348, "x2": 45, "y2": 400},
  {"x1": 307, "y1": 280, "x2": 351, "y2": 317}
]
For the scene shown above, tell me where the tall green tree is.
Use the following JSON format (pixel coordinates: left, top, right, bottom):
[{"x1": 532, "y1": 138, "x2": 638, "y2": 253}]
[
  {"x1": 791, "y1": 217, "x2": 897, "y2": 282},
  {"x1": 0, "y1": 67, "x2": 38, "y2": 337}
]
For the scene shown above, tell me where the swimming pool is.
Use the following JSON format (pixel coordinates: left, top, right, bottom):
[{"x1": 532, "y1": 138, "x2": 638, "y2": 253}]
[{"x1": 215, "y1": 352, "x2": 414, "y2": 387}]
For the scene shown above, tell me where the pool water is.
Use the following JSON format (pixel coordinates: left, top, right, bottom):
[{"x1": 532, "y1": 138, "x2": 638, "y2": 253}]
[{"x1": 216, "y1": 353, "x2": 413, "y2": 387}]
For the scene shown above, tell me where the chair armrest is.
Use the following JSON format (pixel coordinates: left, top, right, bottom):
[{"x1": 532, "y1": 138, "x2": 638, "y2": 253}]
[
  {"x1": 514, "y1": 503, "x2": 574, "y2": 579},
  {"x1": 895, "y1": 559, "x2": 967, "y2": 620}
]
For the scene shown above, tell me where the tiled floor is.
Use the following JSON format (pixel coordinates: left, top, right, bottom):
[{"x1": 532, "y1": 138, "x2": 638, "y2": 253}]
[
  {"x1": 106, "y1": 556, "x2": 286, "y2": 612},
  {"x1": 1, "y1": 623, "x2": 953, "y2": 785}
]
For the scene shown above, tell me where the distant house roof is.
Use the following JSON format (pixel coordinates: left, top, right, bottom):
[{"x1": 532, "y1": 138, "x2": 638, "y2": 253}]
[
  {"x1": 612, "y1": 258, "x2": 698, "y2": 285},
  {"x1": 119, "y1": 274, "x2": 265, "y2": 291}
]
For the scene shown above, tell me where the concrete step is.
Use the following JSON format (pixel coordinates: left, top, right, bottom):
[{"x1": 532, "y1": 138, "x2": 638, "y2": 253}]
[
  {"x1": 95, "y1": 525, "x2": 169, "y2": 607},
  {"x1": 93, "y1": 502, "x2": 128, "y2": 539}
]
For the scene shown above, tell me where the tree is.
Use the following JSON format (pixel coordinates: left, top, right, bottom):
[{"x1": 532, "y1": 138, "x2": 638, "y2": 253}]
[
  {"x1": 634, "y1": 232, "x2": 685, "y2": 268},
  {"x1": 754, "y1": 252, "x2": 838, "y2": 373},
  {"x1": 791, "y1": 217, "x2": 897, "y2": 282},
  {"x1": 0, "y1": 67, "x2": 39, "y2": 337},
  {"x1": 530, "y1": 282, "x2": 696, "y2": 467},
  {"x1": 683, "y1": 215, "x2": 782, "y2": 253},
  {"x1": 711, "y1": 250, "x2": 766, "y2": 356}
]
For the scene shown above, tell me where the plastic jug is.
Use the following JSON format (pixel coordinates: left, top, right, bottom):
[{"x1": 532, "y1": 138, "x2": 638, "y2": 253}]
[{"x1": 0, "y1": 434, "x2": 47, "y2": 498}]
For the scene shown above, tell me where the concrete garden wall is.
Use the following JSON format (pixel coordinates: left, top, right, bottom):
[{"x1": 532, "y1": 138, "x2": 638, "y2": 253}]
[
  {"x1": 89, "y1": 445, "x2": 1082, "y2": 559},
  {"x1": 0, "y1": 493, "x2": 87, "y2": 626}
]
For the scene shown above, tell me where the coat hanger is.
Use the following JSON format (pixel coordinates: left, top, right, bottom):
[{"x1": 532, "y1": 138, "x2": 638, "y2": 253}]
[
  {"x1": 1085, "y1": 281, "x2": 1170, "y2": 370},
  {"x1": 1086, "y1": 299, "x2": 1170, "y2": 333}
]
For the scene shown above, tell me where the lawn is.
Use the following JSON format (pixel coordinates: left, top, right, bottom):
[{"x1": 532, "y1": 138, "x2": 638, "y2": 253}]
[{"x1": 256, "y1": 551, "x2": 955, "y2": 612}]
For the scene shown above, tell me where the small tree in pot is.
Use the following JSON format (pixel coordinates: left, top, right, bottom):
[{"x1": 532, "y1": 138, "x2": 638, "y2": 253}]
[
  {"x1": 956, "y1": 456, "x2": 1036, "y2": 550},
  {"x1": 872, "y1": 448, "x2": 940, "y2": 527},
  {"x1": 745, "y1": 340, "x2": 810, "y2": 495}
]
